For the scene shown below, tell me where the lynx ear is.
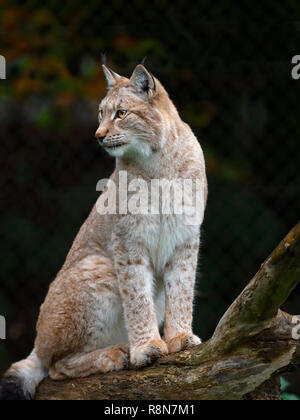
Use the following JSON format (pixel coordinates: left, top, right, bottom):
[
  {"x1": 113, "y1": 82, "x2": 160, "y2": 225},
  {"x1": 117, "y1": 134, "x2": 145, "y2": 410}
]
[
  {"x1": 102, "y1": 65, "x2": 121, "y2": 89},
  {"x1": 130, "y1": 65, "x2": 156, "y2": 96}
]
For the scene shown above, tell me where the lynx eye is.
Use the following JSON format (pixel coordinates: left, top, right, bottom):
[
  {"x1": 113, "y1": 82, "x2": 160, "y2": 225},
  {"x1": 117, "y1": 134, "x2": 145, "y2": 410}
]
[
  {"x1": 116, "y1": 110, "x2": 127, "y2": 120},
  {"x1": 98, "y1": 109, "x2": 103, "y2": 122}
]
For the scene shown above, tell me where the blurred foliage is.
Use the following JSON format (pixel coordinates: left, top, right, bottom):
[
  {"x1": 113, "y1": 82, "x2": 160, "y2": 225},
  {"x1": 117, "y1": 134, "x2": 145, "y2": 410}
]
[
  {"x1": 281, "y1": 378, "x2": 300, "y2": 400},
  {"x1": 0, "y1": 1, "x2": 299, "y2": 397}
]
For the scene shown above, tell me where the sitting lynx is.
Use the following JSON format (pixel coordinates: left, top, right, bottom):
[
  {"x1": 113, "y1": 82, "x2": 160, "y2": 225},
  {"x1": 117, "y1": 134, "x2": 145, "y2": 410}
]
[{"x1": 0, "y1": 63, "x2": 207, "y2": 400}]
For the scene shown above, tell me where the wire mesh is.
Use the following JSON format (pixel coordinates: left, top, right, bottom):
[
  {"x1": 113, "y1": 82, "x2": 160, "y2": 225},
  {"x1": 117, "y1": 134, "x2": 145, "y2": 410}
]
[{"x1": 0, "y1": 1, "x2": 299, "y2": 394}]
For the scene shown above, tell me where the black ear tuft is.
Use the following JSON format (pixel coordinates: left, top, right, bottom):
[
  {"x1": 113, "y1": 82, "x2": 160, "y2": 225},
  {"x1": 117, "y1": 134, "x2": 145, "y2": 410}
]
[
  {"x1": 102, "y1": 63, "x2": 122, "y2": 89},
  {"x1": 141, "y1": 56, "x2": 147, "y2": 66},
  {"x1": 101, "y1": 52, "x2": 107, "y2": 66},
  {"x1": 0, "y1": 374, "x2": 30, "y2": 401}
]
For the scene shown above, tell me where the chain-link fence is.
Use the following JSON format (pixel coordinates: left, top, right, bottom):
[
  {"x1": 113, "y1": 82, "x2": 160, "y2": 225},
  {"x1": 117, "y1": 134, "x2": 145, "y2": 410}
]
[{"x1": 0, "y1": 0, "x2": 299, "y2": 395}]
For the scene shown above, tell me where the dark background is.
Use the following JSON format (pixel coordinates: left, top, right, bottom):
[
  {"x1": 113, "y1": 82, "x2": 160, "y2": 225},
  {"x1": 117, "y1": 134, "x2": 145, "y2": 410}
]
[{"x1": 0, "y1": 1, "x2": 299, "y2": 396}]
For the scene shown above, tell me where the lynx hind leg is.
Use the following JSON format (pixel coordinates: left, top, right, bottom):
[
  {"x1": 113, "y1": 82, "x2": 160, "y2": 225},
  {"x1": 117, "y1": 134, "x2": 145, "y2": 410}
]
[
  {"x1": 49, "y1": 344, "x2": 129, "y2": 380},
  {"x1": 36, "y1": 254, "x2": 128, "y2": 379}
]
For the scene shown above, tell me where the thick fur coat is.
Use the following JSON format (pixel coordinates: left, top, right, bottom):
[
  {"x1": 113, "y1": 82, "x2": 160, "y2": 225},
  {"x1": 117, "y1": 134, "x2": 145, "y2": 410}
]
[{"x1": 0, "y1": 64, "x2": 207, "y2": 400}]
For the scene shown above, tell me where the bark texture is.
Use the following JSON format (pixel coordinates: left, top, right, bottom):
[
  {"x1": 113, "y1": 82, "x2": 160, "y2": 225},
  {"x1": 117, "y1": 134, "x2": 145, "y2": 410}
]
[{"x1": 36, "y1": 223, "x2": 300, "y2": 400}]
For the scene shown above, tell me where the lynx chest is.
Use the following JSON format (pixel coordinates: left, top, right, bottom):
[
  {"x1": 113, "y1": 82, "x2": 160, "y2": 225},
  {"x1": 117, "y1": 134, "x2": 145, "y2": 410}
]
[{"x1": 133, "y1": 213, "x2": 198, "y2": 275}]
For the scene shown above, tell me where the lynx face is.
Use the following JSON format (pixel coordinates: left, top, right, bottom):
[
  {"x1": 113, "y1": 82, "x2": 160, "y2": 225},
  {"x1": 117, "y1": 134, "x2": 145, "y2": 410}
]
[{"x1": 95, "y1": 65, "x2": 168, "y2": 159}]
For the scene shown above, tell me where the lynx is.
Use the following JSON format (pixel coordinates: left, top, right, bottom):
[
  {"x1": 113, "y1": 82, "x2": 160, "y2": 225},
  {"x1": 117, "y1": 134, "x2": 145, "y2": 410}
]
[{"x1": 0, "y1": 63, "x2": 207, "y2": 400}]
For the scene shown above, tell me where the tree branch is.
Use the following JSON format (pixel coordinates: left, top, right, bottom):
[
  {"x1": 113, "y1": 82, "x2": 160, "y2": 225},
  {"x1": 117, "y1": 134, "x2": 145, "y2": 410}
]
[
  {"x1": 36, "y1": 223, "x2": 300, "y2": 400},
  {"x1": 210, "y1": 223, "x2": 300, "y2": 352}
]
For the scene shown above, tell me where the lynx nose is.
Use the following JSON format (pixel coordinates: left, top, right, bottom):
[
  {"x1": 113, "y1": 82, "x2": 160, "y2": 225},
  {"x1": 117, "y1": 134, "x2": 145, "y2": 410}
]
[{"x1": 95, "y1": 129, "x2": 107, "y2": 144}]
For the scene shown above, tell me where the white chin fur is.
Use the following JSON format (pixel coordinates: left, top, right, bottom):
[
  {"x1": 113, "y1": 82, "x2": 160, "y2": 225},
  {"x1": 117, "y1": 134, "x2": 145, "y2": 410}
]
[
  {"x1": 105, "y1": 143, "x2": 131, "y2": 158},
  {"x1": 105, "y1": 139, "x2": 152, "y2": 159}
]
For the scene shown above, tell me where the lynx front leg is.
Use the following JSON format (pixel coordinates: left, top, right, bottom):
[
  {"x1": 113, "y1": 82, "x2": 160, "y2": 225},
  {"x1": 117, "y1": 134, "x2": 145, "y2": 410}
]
[
  {"x1": 114, "y1": 247, "x2": 167, "y2": 367},
  {"x1": 164, "y1": 237, "x2": 201, "y2": 354}
]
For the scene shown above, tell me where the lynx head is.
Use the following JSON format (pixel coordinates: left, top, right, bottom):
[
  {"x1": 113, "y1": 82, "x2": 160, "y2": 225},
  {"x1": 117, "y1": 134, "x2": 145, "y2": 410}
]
[{"x1": 95, "y1": 63, "x2": 175, "y2": 159}]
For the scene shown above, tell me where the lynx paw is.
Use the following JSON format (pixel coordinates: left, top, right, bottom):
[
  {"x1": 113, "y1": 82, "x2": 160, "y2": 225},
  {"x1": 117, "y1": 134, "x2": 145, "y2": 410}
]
[
  {"x1": 130, "y1": 339, "x2": 168, "y2": 368},
  {"x1": 166, "y1": 333, "x2": 201, "y2": 354},
  {"x1": 101, "y1": 344, "x2": 130, "y2": 373}
]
